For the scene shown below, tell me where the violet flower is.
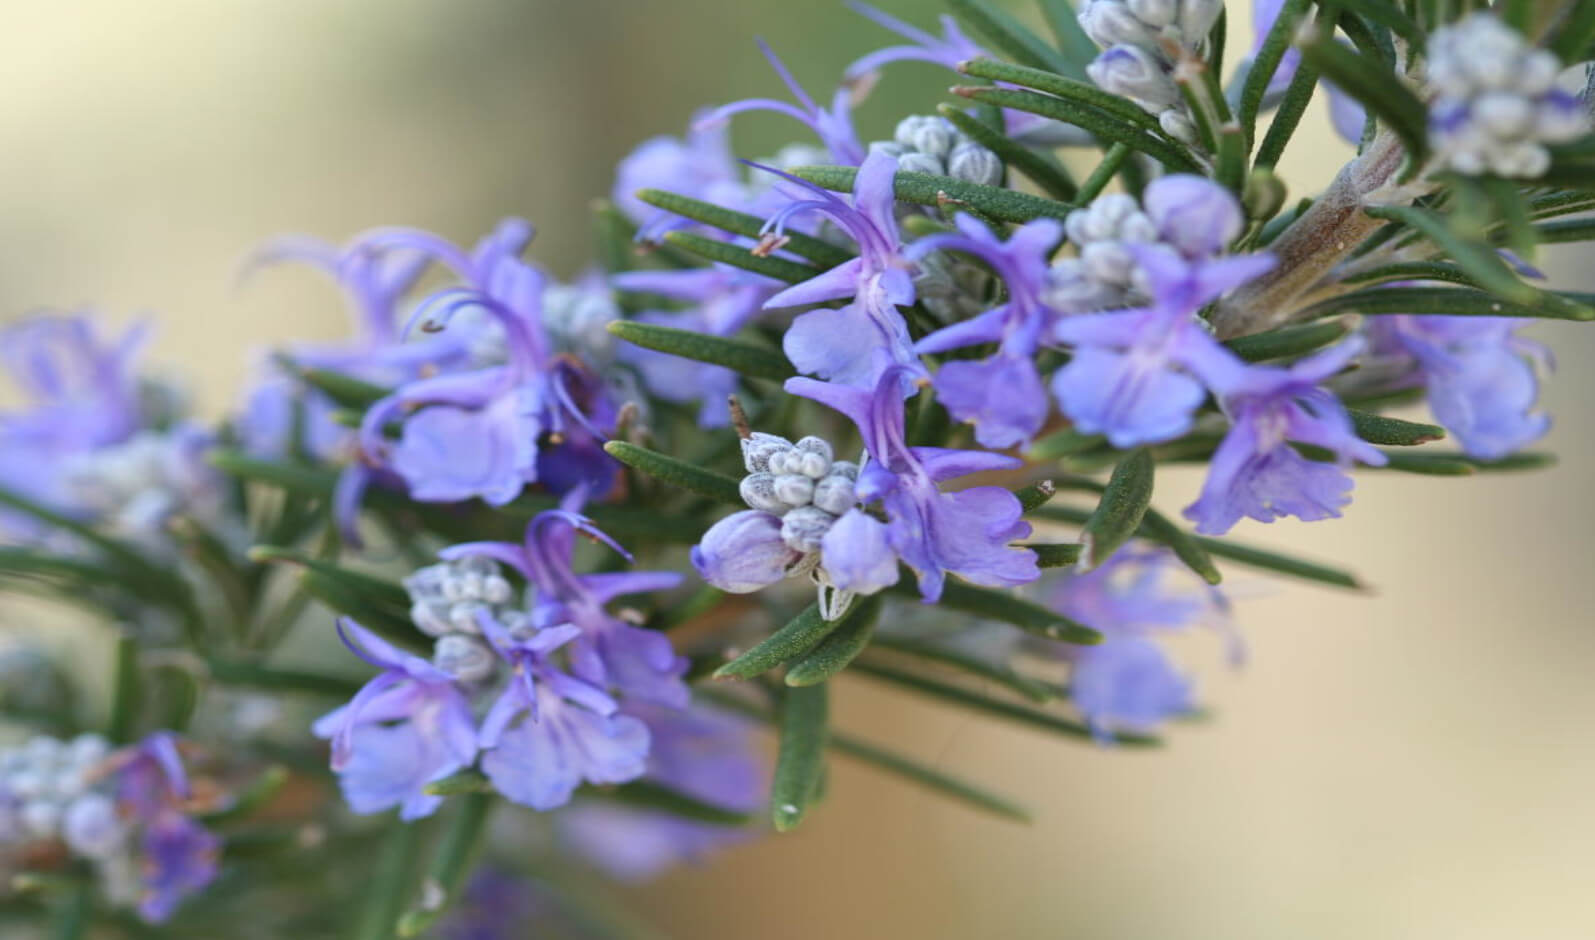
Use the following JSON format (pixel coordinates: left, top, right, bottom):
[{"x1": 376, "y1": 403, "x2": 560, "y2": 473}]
[
  {"x1": 312, "y1": 620, "x2": 479, "y2": 821},
  {"x1": 441, "y1": 498, "x2": 688, "y2": 707},
  {"x1": 612, "y1": 114, "x2": 746, "y2": 241},
  {"x1": 910, "y1": 215, "x2": 1065, "y2": 448},
  {"x1": 756, "y1": 151, "x2": 926, "y2": 392},
  {"x1": 350, "y1": 219, "x2": 617, "y2": 509},
  {"x1": 1368, "y1": 316, "x2": 1550, "y2": 459},
  {"x1": 1070, "y1": 636, "x2": 1195, "y2": 742},
  {"x1": 787, "y1": 367, "x2": 1039, "y2": 602},
  {"x1": 1051, "y1": 244, "x2": 1273, "y2": 447},
  {"x1": 105, "y1": 733, "x2": 221, "y2": 924},
  {"x1": 843, "y1": 1, "x2": 985, "y2": 83},
  {"x1": 699, "y1": 39, "x2": 865, "y2": 166},
  {"x1": 1185, "y1": 339, "x2": 1387, "y2": 535}
]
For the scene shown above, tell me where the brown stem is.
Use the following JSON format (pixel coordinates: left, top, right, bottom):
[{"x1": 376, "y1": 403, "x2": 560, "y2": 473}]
[{"x1": 1210, "y1": 131, "x2": 1423, "y2": 339}]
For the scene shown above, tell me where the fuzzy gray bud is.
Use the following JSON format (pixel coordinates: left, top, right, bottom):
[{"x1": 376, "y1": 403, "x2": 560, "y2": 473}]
[
  {"x1": 741, "y1": 432, "x2": 794, "y2": 473},
  {"x1": 739, "y1": 472, "x2": 788, "y2": 513},
  {"x1": 773, "y1": 473, "x2": 817, "y2": 507},
  {"x1": 781, "y1": 506, "x2": 837, "y2": 553},
  {"x1": 894, "y1": 115, "x2": 955, "y2": 159},
  {"x1": 948, "y1": 142, "x2": 1003, "y2": 186},
  {"x1": 433, "y1": 635, "x2": 496, "y2": 683},
  {"x1": 812, "y1": 473, "x2": 858, "y2": 516},
  {"x1": 897, "y1": 151, "x2": 946, "y2": 176}
]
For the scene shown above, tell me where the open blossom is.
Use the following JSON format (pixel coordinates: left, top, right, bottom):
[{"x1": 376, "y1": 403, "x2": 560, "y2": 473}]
[
  {"x1": 441, "y1": 497, "x2": 688, "y2": 707},
  {"x1": 1366, "y1": 316, "x2": 1550, "y2": 459},
  {"x1": 843, "y1": 1, "x2": 983, "y2": 83},
  {"x1": 1070, "y1": 636, "x2": 1195, "y2": 741},
  {"x1": 104, "y1": 734, "x2": 221, "y2": 923},
  {"x1": 1052, "y1": 243, "x2": 1273, "y2": 447},
  {"x1": 1186, "y1": 340, "x2": 1387, "y2": 535},
  {"x1": 911, "y1": 215, "x2": 1064, "y2": 448},
  {"x1": 312, "y1": 621, "x2": 479, "y2": 821},
  {"x1": 758, "y1": 151, "x2": 925, "y2": 392},
  {"x1": 350, "y1": 219, "x2": 617, "y2": 510},
  {"x1": 612, "y1": 115, "x2": 746, "y2": 241},
  {"x1": 700, "y1": 39, "x2": 864, "y2": 165},
  {"x1": 787, "y1": 367, "x2": 1038, "y2": 602}
]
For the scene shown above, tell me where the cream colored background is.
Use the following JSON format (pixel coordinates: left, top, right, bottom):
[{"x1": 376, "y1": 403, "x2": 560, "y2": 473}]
[{"x1": 1, "y1": 2, "x2": 1591, "y2": 937}]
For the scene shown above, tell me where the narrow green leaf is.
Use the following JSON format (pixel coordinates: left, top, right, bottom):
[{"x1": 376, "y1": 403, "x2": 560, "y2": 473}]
[
  {"x1": 937, "y1": 103, "x2": 1077, "y2": 201},
  {"x1": 423, "y1": 769, "x2": 490, "y2": 797},
  {"x1": 396, "y1": 792, "x2": 494, "y2": 937},
  {"x1": 210, "y1": 451, "x2": 339, "y2": 497},
  {"x1": 636, "y1": 189, "x2": 854, "y2": 268},
  {"x1": 958, "y1": 59, "x2": 1167, "y2": 136},
  {"x1": 1081, "y1": 449, "x2": 1155, "y2": 569},
  {"x1": 107, "y1": 632, "x2": 140, "y2": 745},
  {"x1": 1238, "y1": 0, "x2": 1311, "y2": 143},
  {"x1": 1136, "y1": 510, "x2": 1223, "y2": 585},
  {"x1": 1035, "y1": 504, "x2": 1363, "y2": 589},
  {"x1": 786, "y1": 596, "x2": 883, "y2": 686},
  {"x1": 606, "y1": 319, "x2": 793, "y2": 381},
  {"x1": 955, "y1": 86, "x2": 1202, "y2": 173},
  {"x1": 869, "y1": 635, "x2": 1055, "y2": 702},
  {"x1": 948, "y1": 0, "x2": 1081, "y2": 77},
  {"x1": 715, "y1": 602, "x2": 846, "y2": 680},
  {"x1": 1527, "y1": 217, "x2": 1595, "y2": 244},
  {"x1": 590, "y1": 780, "x2": 754, "y2": 827},
  {"x1": 1223, "y1": 320, "x2": 1351, "y2": 362},
  {"x1": 1299, "y1": 286, "x2": 1595, "y2": 321},
  {"x1": 1548, "y1": 0, "x2": 1595, "y2": 62},
  {"x1": 787, "y1": 164, "x2": 1076, "y2": 224},
  {"x1": 274, "y1": 354, "x2": 391, "y2": 410},
  {"x1": 1029, "y1": 428, "x2": 1108, "y2": 460},
  {"x1": 1364, "y1": 449, "x2": 1475, "y2": 475},
  {"x1": 1036, "y1": 0, "x2": 1100, "y2": 70},
  {"x1": 205, "y1": 658, "x2": 363, "y2": 698},
  {"x1": 1346, "y1": 410, "x2": 1445, "y2": 446},
  {"x1": 661, "y1": 230, "x2": 820, "y2": 285},
  {"x1": 1075, "y1": 142, "x2": 1131, "y2": 203},
  {"x1": 1364, "y1": 205, "x2": 1538, "y2": 303},
  {"x1": 771, "y1": 684, "x2": 828, "y2": 832},
  {"x1": 1341, "y1": 260, "x2": 1485, "y2": 288},
  {"x1": 1338, "y1": 0, "x2": 1424, "y2": 51},
  {"x1": 299, "y1": 570, "x2": 430, "y2": 652},
  {"x1": 1029, "y1": 542, "x2": 1083, "y2": 568},
  {"x1": 897, "y1": 577, "x2": 1101, "y2": 645},
  {"x1": 593, "y1": 197, "x2": 638, "y2": 278},
  {"x1": 200, "y1": 765, "x2": 290, "y2": 826},
  {"x1": 49, "y1": 879, "x2": 93, "y2": 940},
  {"x1": 1298, "y1": 31, "x2": 1429, "y2": 172},
  {"x1": 1015, "y1": 479, "x2": 1057, "y2": 513},
  {"x1": 849, "y1": 660, "x2": 1158, "y2": 746},
  {"x1": 150, "y1": 664, "x2": 201, "y2": 733},
  {"x1": 1253, "y1": 40, "x2": 1321, "y2": 170},
  {"x1": 603, "y1": 441, "x2": 742, "y2": 504},
  {"x1": 349, "y1": 820, "x2": 424, "y2": 940}
]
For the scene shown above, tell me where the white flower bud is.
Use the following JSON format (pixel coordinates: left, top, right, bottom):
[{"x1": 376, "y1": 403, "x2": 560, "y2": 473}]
[
  {"x1": 1159, "y1": 108, "x2": 1199, "y2": 145},
  {"x1": 1472, "y1": 92, "x2": 1535, "y2": 138},
  {"x1": 1176, "y1": 0, "x2": 1223, "y2": 47},
  {"x1": 739, "y1": 472, "x2": 788, "y2": 513},
  {"x1": 812, "y1": 474, "x2": 858, "y2": 515},
  {"x1": 1088, "y1": 46, "x2": 1181, "y2": 110},
  {"x1": 773, "y1": 473, "x2": 816, "y2": 507},
  {"x1": 948, "y1": 142, "x2": 1003, "y2": 186},
  {"x1": 827, "y1": 461, "x2": 860, "y2": 481},
  {"x1": 433, "y1": 635, "x2": 496, "y2": 683},
  {"x1": 1125, "y1": 0, "x2": 1176, "y2": 30},
  {"x1": 869, "y1": 140, "x2": 908, "y2": 159},
  {"x1": 1080, "y1": 241, "x2": 1140, "y2": 288},
  {"x1": 62, "y1": 793, "x2": 124, "y2": 859},
  {"x1": 67, "y1": 735, "x2": 108, "y2": 769},
  {"x1": 1079, "y1": 0, "x2": 1159, "y2": 50},
  {"x1": 741, "y1": 432, "x2": 794, "y2": 473},
  {"x1": 20, "y1": 799, "x2": 60, "y2": 839},
  {"x1": 781, "y1": 506, "x2": 837, "y2": 553},
  {"x1": 895, "y1": 115, "x2": 955, "y2": 159},
  {"x1": 793, "y1": 436, "x2": 834, "y2": 464},
  {"x1": 897, "y1": 151, "x2": 945, "y2": 176}
]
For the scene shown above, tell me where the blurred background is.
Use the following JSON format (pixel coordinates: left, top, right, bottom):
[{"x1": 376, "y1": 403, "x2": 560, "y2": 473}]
[{"x1": 0, "y1": 1, "x2": 1592, "y2": 937}]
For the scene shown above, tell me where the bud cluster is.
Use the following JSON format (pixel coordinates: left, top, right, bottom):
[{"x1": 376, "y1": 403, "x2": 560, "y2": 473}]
[
  {"x1": 403, "y1": 556, "x2": 517, "y2": 682},
  {"x1": 1425, "y1": 13, "x2": 1589, "y2": 178},
  {"x1": 61, "y1": 428, "x2": 226, "y2": 548},
  {"x1": 738, "y1": 432, "x2": 858, "y2": 554},
  {"x1": 872, "y1": 115, "x2": 1003, "y2": 187},
  {"x1": 0, "y1": 734, "x2": 120, "y2": 857},
  {"x1": 1077, "y1": 0, "x2": 1222, "y2": 145}
]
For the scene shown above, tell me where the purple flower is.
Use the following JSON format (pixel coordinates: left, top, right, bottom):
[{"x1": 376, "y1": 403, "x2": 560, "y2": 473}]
[
  {"x1": 787, "y1": 368, "x2": 1039, "y2": 601},
  {"x1": 1185, "y1": 340, "x2": 1387, "y2": 535},
  {"x1": 911, "y1": 215, "x2": 1064, "y2": 448},
  {"x1": 1051, "y1": 244, "x2": 1273, "y2": 447},
  {"x1": 843, "y1": 2, "x2": 985, "y2": 83},
  {"x1": 699, "y1": 39, "x2": 865, "y2": 165},
  {"x1": 1048, "y1": 547, "x2": 1224, "y2": 635},
  {"x1": 1369, "y1": 316, "x2": 1550, "y2": 459},
  {"x1": 137, "y1": 811, "x2": 221, "y2": 924},
  {"x1": 1251, "y1": 1, "x2": 1365, "y2": 143},
  {"x1": 350, "y1": 219, "x2": 617, "y2": 509},
  {"x1": 691, "y1": 509, "x2": 804, "y2": 593},
  {"x1": 756, "y1": 151, "x2": 925, "y2": 392},
  {"x1": 438, "y1": 870, "x2": 549, "y2": 940},
  {"x1": 612, "y1": 115, "x2": 744, "y2": 241},
  {"x1": 613, "y1": 265, "x2": 782, "y2": 427},
  {"x1": 312, "y1": 620, "x2": 479, "y2": 820},
  {"x1": 472, "y1": 616, "x2": 649, "y2": 811},
  {"x1": 442, "y1": 498, "x2": 688, "y2": 706},
  {"x1": 1071, "y1": 637, "x2": 1194, "y2": 742}
]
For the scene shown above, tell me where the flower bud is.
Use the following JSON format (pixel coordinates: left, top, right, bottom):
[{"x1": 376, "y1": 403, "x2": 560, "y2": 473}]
[
  {"x1": 1088, "y1": 46, "x2": 1181, "y2": 110},
  {"x1": 897, "y1": 151, "x2": 945, "y2": 176},
  {"x1": 1126, "y1": 0, "x2": 1176, "y2": 29},
  {"x1": 948, "y1": 142, "x2": 1003, "y2": 186},
  {"x1": 741, "y1": 431, "x2": 794, "y2": 473},
  {"x1": 812, "y1": 473, "x2": 858, "y2": 515},
  {"x1": 739, "y1": 472, "x2": 788, "y2": 513},
  {"x1": 433, "y1": 635, "x2": 496, "y2": 683},
  {"x1": 773, "y1": 473, "x2": 816, "y2": 507},
  {"x1": 692, "y1": 510, "x2": 803, "y2": 593},
  {"x1": 1078, "y1": 0, "x2": 1159, "y2": 49},
  {"x1": 793, "y1": 435, "x2": 833, "y2": 463},
  {"x1": 1158, "y1": 108, "x2": 1199, "y2": 145},
  {"x1": 894, "y1": 115, "x2": 955, "y2": 159},
  {"x1": 62, "y1": 793, "x2": 124, "y2": 859},
  {"x1": 781, "y1": 506, "x2": 837, "y2": 553},
  {"x1": 1143, "y1": 174, "x2": 1244, "y2": 259},
  {"x1": 796, "y1": 451, "x2": 830, "y2": 479}
]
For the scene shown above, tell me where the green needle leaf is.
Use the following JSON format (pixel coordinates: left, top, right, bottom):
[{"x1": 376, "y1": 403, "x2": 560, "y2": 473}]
[
  {"x1": 396, "y1": 792, "x2": 493, "y2": 937},
  {"x1": 948, "y1": 0, "x2": 1082, "y2": 77},
  {"x1": 1299, "y1": 286, "x2": 1595, "y2": 321},
  {"x1": 897, "y1": 577, "x2": 1100, "y2": 644},
  {"x1": 1029, "y1": 542, "x2": 1083, "y2": 568},
  {"x1": 349, "y1": 820, "x2": 424, "y2": 940},
  {"x1": 787, "y1": 164, "x2": 1075, "y2": 224},
  {"x1": 1364, "y1": 205, "x2": 1539, "y2": 304},
  {"x1": 1081, "y1": 449, "x2": 1155, "y2": 569},
  {"x1": 602, "y1": 441, "x2": 742, "y2": 504},
  {"x1": 1237, "y1": 0, "x2": 1311, "y2": 143},
  {"x1": 200, "y1": 765, "x2": 290, "y2": 826},
  {"x1": 785, "y1": 596, "x2": 883, "y2": 686},
  {"x1": 107, "y1": 631, "x2": 140, "y2": 745},
  {"x1": 1014, "y1": 478, "x2": 1057, "y2": 513},
  {"x1": 771, "y1": 684, "x2": 829, "y2": 832},
  {"x1": 1136, "y1": 510, "x2": 1223, "y2": 585},
  {"x1": 587, "y1": 780, "x2": 755, "y2": 826},
  {"x1": 273, "y1": 354, "x2": 392, "y2": 410},
  {"x1": 1036, "y1": 0, "x2": 1101, "y2": 70},
  {"x1": 715, "y1": 602, "x2": 847, "y2": 680},
  {"x1": 636, "y1": 189, "x2": 853, "y2": 268},
  {"x1": 937, "y1": 102, "x2": 1078, "y2": 201},
  {"x1": 869, "y1": 635, "x2": 1056, "y2": 703},
  {"x1": 954, "y1": 85, "x2": 1202, "y2": 173},
  {"x1": 662, "y1": 230, "x2": 819, "y2": 284},
  {"x1": 1297, "y1": 31, "x2": 1429, "y2": 173},
  {"x1": 606, "y1": 320, "x2": 793, "y2": 382},
  {"x1": 1029, "y1": 428, "x2": 1108, "y2": 460},
  {"x1": 1223, "y1": 320, "x2": 1351, "y2": 362},
  {"x1": 1346, "y1": 410, "x2": 1446, "y2": 446},
  {"x1": 958, "y1": 59, "x2": 1167, "y2": 136},
  {"x1": 205, "y1": 658, "x2": 363, "y2": 698}
]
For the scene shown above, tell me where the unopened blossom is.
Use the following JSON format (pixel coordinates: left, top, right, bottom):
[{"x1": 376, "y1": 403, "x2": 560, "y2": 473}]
[
  {"x1": 1052, "y1": 244, "x2": 1272, "y2": 447},
  {"x1": 1366, "y1": 316, "x2": 1550, "y2": 459},
  {"x1": 441, "y1": 497, "x2": 688, "y2": 707},
  {"x1": 1186, "y1": 339, "x2": 1387, "y2": 535},
  {"x1": 312, "y1": 620, "x2": 479, "y2": 821},
  {"x1": 403, "y1": 555, "x2": 520, "y2": 638},
  {"x1": 911, "y1": 215, "x2": 1065, "y2": 448},
  {"x1": 870, "y1": 115, "x2": 1003, "y2": 186},
  {"x1": 61, "y1": 424, "x2": 228, "y2": 548},
  {"x1": 350, "y1": 218, "x2": 617, "y2": 510},
  {"x1": 1426, "y1": 13, "x2": 1588, "y2": 178},
  {"x1": 788, "y1": 367, "x2": 1039, "y2": 602},
  {"x1": 757, "y1": 151, "x2": 926, "y2": 392},
  {"x1": 700, "y1": 39, "x2": 865, "y2": 165},
  {"x1": 1077, "y1": 0, "x2": 1222, "y2": 54}
]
